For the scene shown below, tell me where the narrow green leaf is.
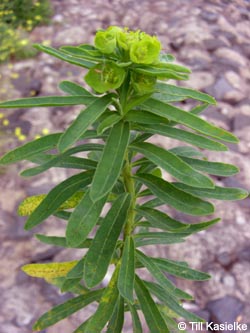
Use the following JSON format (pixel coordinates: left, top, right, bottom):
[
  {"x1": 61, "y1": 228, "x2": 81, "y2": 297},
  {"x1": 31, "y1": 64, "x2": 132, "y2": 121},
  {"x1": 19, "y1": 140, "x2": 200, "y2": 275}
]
[
  {"x1": 84, "y1": 193, "x2": 131, "y2": 288},
  {"x1": 128, "y1": 303, "x2": 143, "y2": 333},
  {"x1": 125, "y1": 110, "x2": 169, "y2": 125},
  {"x1": 36, "y1": 234, "x2": 92, "y2": 248},
  {"x1": 145, "y1": 281, "x2": 204, "y2": 322},
  {"x1": 134, "y1": 276, "x2": 170, "y2": 333},
  {"x1": 170, "y1": 146, "x2": 205, "y2": 158},
  {"x1": 58, "y1": 95, "x2": 112, "y2": 152},
  {"x1": 136, "y1": 250, "x2": 176, "y2": 295},
  {"x1": 190, "y1": 103, "x2": 209, "y2": 115},
  {"x1": 143, "y1": 98, "x2": 238, "y2": 143},
  {"x1": 66, "y1": 190, "x2": 107, "y2": 247},
  {"x1": 135, "y1": 173, "x2": 214, "y2": 216},
  {"x1": 186, "y1": 218, "x2": 220, "y2": 233},
  {"x1": 85, "y1": 265, "x2": 120, "y2": 333},
  {"x1": 25, "y1": 171, "x2": 93, "y2": 230},
  {"x1": 59, "y1": 80, "x2": 92, "y2": 96},
  {"x1": 32, "y1": 290, "x2": 102, "y2": 331},
  {"x1": 60, "y1": 46, "x2": 105, "y2": 62},
  {"x1": 21, "y1": 156, "x2": 97, "y2": 177},
  {"x1": 134, "y1": 66, "x2": 189, "y2": 80},
  {"x1": 118, "y1": 236, "x2": 135, "y2": 303},
  {"x1": 135, "y1": 236, "x2": 184, "y2": 247},
  {"x1": 180, "y1": 156, "x2": 239, "y2": 176},
  {"x1": 106, "y1": 296, "x2": 124, "y2": 333},
  {"x1": 153, "y1": 92, "x2": 186, "y2": 103},
  {"x1": 73, "y1": 317, "x2": 92, "y2": 333},
  {"x1": 152, "y1": 257, "x2": 211, "y2": 280},
  {"x1": 135, "y1": 207, "x2": 188, "y2": 231},
  {"x1": 90, "y1": 121, "x2": 130, "y2": 201},
  {"x1": 33, "y1": 44, "x2": 95, "y2": 68},
  {"x1": 155, "y1": 82, "x2": 216, "y2": 105},
  {"x1": 97, "y1": 113, "x2": 122, "y2": 134},
  {"x1": 132, "y1": 142, "x2": 214, "y2": 188},
  {"x1": 137, "y1": 123, "x2": 228, "y2": 151},
  {"x1": 173, "y1": 183, "x2": 249, "y2": 201},
  {"x1": 0, "y1": 95, "x2": 95, "y2": 108},
  {"x1": 0, "y1": 133, "x2": 61, "y2": 165}
]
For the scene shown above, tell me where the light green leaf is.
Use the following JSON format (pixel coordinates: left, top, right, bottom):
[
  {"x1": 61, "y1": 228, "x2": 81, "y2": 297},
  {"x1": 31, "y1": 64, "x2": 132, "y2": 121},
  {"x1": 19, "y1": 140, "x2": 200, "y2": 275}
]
[
  {"x1": 180, "y1": 156, "x2": 239, "y2": 176},
  {"x1": 135, "y1": 207, "x2": 188, "y2": 231},
  {"x1": 173, "y1": 183, "x2": 249, "y2": 201},
  {"x1": 118, "y1": 236, "x2": 135, "y2": 303},
  {"x1": 84, "y1": 193, "x2": 131, "y2": 288},
  {"x1": 60, "y1": 46, "x2": 105, "y2": 62},
  {"x1": 132, "y1": 142, "x2": 214, "y2": 188},
  {"x1": 135, "y1": 233, "x2": 185, "y2": 247},
  {"x1": 66, "y1": 190, "x2": 107, "y2": 247},
  {"x1": 128, "y1": 303, "x2": 143, "y2": 333},
  {"x1": 0, "y1": 133, "x2": 61, "y2": 165},
  {"x1": 155, "y1": 82, "x2": 216, "y2": 105},
  {"x1": 106, "y1": 296, "x2": 124, "y2": 333},
  {"x1": 25, "y1": 171, "x2": 93, "y2": 230},
  {"x1": 59, "y1": 80, "x2": 92, "y2": 96},
  {"x1": 135, "y1": 173, "x2": 214, "y2": 216},
  {"x1": 134, "y1": 275, "x2": 170, "y2": 333},
  {"x1": 22, "y1": 261, "x2": 78, "y2": 278},
  {"x1": 134, "y1": 66, "x2": 189, "y2": 80},
  {"x1": 58, "y1": 94, "x2": 113, "y2": 152},
  {"x1": 0, "y1": 95, "x2": 95, "y2": 108},
  {"x1": 32, "y1": 290, "x2": 102, "y2": 331},
  {"x1": 169, "y1": 146, "x2": 205, "y2": 158},
  {"x1": 143, "y1": 98, "x2": 238, "y2": 143},
  {"x1": 137, "y1": 123, "x2": 228, "y2": 151},
  {"x1": 33, "y1": 44, "x2": 95, "y2": 68},
  {"x1": 152, "y1": 257, "x2": 211, "y2": 280},
  {"x1": 90, "y1": 121, "x2": 130, "y2": 201},
  {"x1": 85, "y1": 265, "x2": 120, "y2": 333}
]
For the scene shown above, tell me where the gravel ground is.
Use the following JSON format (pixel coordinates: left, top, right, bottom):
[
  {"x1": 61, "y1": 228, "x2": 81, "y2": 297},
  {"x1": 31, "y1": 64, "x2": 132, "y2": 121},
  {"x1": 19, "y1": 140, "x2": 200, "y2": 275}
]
[{"x1": 0, "y1": 0, "x2": 250, "y2": 332}]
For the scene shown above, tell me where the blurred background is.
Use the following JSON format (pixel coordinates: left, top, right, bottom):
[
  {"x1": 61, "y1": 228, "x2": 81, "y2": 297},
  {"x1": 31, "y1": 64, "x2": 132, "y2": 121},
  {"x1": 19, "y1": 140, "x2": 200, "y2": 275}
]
[{"x1": 0, "y1": 0, "x2": 249, "y2": 332}]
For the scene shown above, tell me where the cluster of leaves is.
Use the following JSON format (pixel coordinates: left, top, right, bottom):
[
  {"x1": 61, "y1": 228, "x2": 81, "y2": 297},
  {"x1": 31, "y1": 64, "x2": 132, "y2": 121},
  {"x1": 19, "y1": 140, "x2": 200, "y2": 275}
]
[
  {"x1": 0, "y1": 27, "x2": 248, "y2": 332},
  {"x1": 0, "y1": 0, "x2": 52, "y2": 62}
]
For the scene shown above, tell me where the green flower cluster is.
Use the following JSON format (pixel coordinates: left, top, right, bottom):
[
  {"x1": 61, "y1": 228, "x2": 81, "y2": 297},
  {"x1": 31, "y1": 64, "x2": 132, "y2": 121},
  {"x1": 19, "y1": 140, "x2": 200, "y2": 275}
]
[{"x1": 85, "y1": 27, "x2": 162, "y2": 94}]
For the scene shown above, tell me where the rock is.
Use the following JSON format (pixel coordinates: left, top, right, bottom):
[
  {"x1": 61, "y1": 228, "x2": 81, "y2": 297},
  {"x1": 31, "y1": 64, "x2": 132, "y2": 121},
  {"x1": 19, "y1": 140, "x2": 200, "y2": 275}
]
[
  {"x1": 207, "y1": 77, "x2": 234, "y2": 101},
  {"x1": 238, "y1": 246, "x2": 250, "y2": 262},
  {"x1": 214, "y1": 47, "x2": 248, "y2": 67},
  {"x1": 206, "y1": 296, "x2": 244, "y2": 331},
  {"x1": 232, "y1": 114, "x2": 250, "y2": 130},
  {"x1": 204, "y1": 38, "x2": 228, "y2": 52},
  {"x1": 181, "y1": 71, "x2": 214, "y2": 90},
  {"x1": 201, "y1": 10, "x2": 219, "y2": 23},
  {"x1": 216, "y1": 252, "x2": 234, "y2": 268}
]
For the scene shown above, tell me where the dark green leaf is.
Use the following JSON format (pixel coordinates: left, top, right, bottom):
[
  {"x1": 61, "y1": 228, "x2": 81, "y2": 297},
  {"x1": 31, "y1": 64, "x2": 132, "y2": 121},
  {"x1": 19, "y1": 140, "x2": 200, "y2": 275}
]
[
  {"x1": 118, "y1": 236, "x2": 135, "y2": 303},
  {"x1": 25, "y1": 171, "x2": 93, "y2": 230},
  {"x1": 180, "y1": 156, "x2": 239, "y2": 176},
  {"x1": 66, "y1": 190, "x2": 107, "y2": 247},
  {"x1": 36, "y1": 234, "x2": 93, "y2": 248},
  {"x1": 0, "y1": 133, "x2": 61, "y2": 165},
  {"x1": 173, "y1": 183, "x2": 249, "y2": 201},
  {"x1": 128, "y1": 303, "x2": 143, "y2": 333},
  {"x1": 135, "y1": 207, "x2": 189, "y2": 231},
  {"x1": 33, "y1": 44, "x2": 95, "y2": 68},
  {"x1": 134, "y1": 66, "x2": 188, "y2": 80},
  {"x1": 90, "y1": 121, "x2": 130, "y2": 201},
  {"x1": 143, "y1": 98, "x2": 238, "y2": 143},
  {"x1": 58, "y1": 95, "x2": 113, "y2": 152},
  {"x1": 84, "y1": 193, "x2": 131, "y2": 288},
  {"x1": 155, "y1": 83, "x2": 216, "y2": 105},
  {"x1": 85, "y1": 265, "x2": 120, "y2": 333},
  {"x1": 134, "y1": 276, "x2": 170, "y2": 333},
  {"x1": 125, "y1": 110, "x2": 169, "y2": 125},
  {"x1": 151, "y1": 257, "x2": 211, "y2": 280},
  {"x1": 59, "y1": 80, "x2": 92, "y2": 96},
  {"x1": 169, "y1": 146, "x2": 205, "y2": 158},
  {"x1": 97, "y1": 113, "x2": 122, "y2": 134},
  {"x1": 32, "y1": 290, "x2": 102, "y2": 331},
  {"x1": 145, "y1": 281, "x2": 204, "y2": 322},
  {"x1": 135, "y1": 173, "x2": 214, "y2": 216},
  {"x1": 60, "y1": 46, "x2": 105, "y2": 62},
  {"x1": 106, "y1": 296, "x2": 124, "y2": 333},
  {"x1": 137, "y1": 123, "x2": 228, "y2": 151},
  {"x1": 136, "y1": 250, "x2": 176, "y2": 295},
  {"x1": 0, "y1": 95, "x2": 95, "y2": 108},
  {"x1": 132, "y1": 142, "x2": 214, "y2": 188}
]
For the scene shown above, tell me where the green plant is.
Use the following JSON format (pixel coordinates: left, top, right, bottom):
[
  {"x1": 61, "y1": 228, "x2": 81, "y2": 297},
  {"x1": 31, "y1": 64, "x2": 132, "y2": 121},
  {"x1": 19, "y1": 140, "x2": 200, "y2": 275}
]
[{"x1": 0, "y1": 27, "x2": 248, "y2": 332}]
